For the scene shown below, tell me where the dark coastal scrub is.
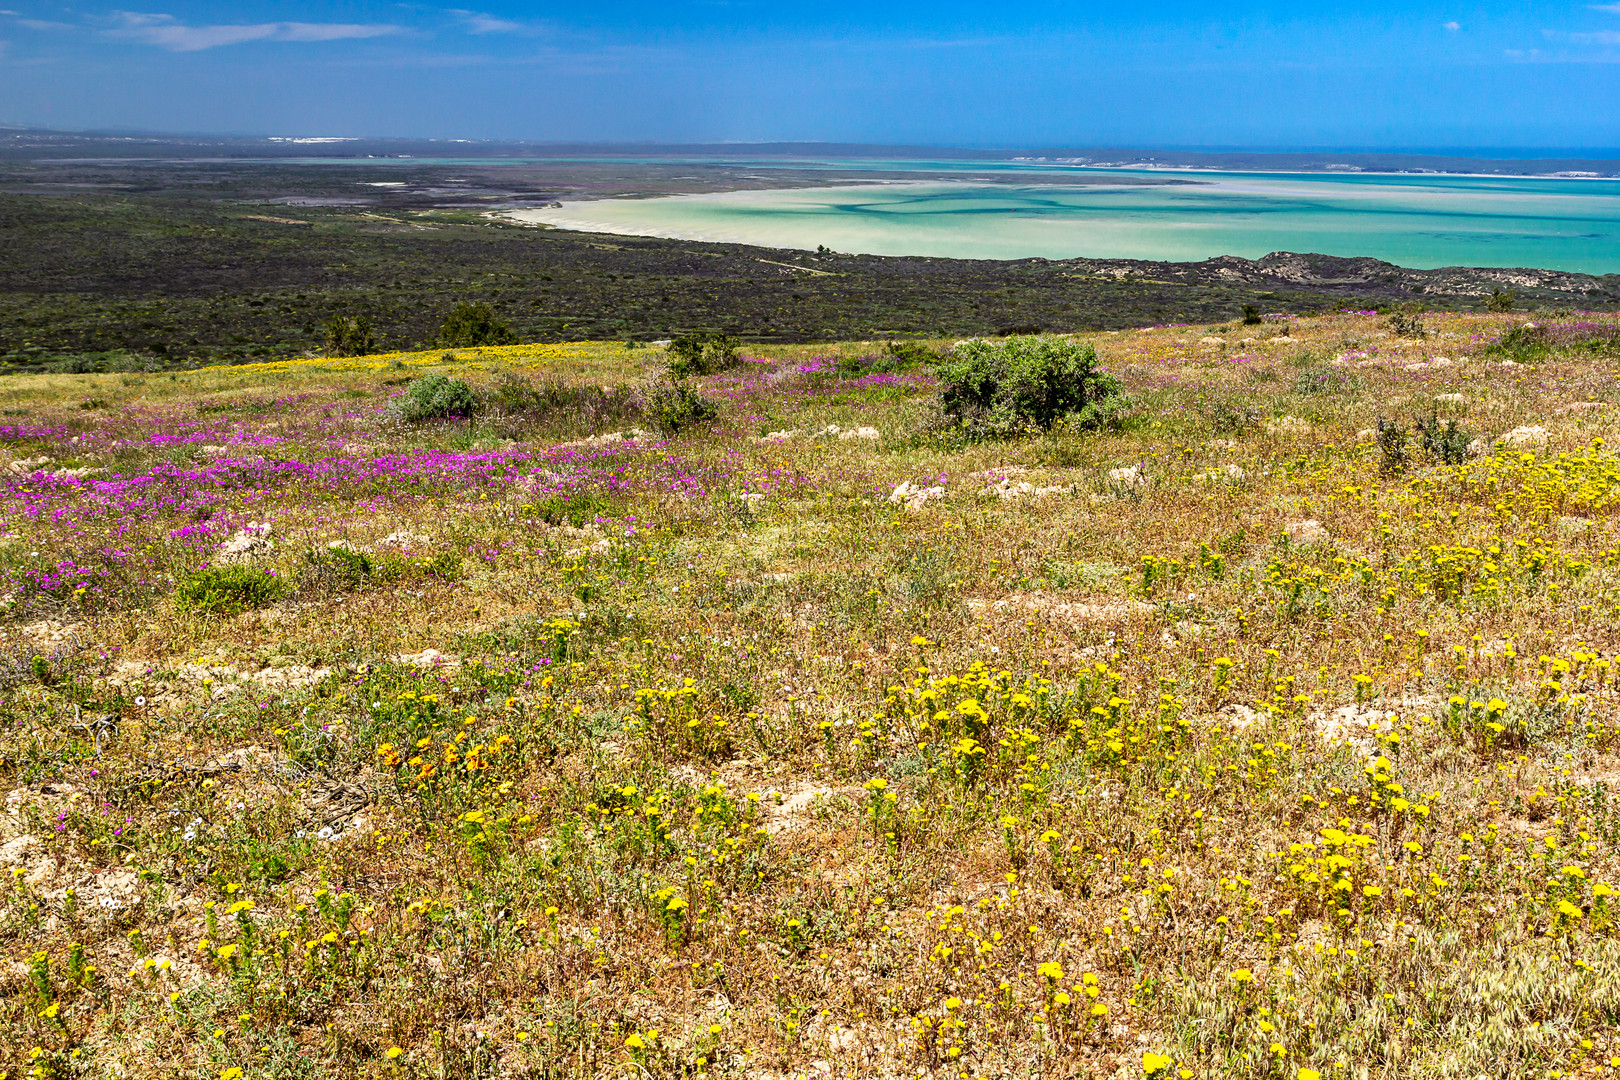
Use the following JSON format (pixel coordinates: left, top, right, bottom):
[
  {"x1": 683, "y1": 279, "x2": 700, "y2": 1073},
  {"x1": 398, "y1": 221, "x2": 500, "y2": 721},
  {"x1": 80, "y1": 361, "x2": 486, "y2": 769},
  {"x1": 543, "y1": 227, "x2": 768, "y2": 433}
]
[
  {"x1": 1, "y1": 154, "x2": 1617, "y2": 372},
  {"x1": 2, "y1": 311, "x2": 1620, "y2": 1077}
]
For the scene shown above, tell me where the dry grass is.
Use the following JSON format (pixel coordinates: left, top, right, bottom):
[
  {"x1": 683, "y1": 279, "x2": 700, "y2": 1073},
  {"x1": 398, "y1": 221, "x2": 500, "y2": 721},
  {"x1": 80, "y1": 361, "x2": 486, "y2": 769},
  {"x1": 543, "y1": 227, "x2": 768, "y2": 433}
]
[{"x1": 3, "y1": 311, "x2": 1620, "y2": 1079}]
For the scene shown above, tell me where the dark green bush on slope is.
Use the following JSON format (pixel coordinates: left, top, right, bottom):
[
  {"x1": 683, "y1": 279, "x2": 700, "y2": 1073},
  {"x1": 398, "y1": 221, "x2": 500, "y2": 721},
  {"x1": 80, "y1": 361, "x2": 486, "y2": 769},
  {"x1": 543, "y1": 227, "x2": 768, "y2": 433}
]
[
  {"x1": 665, "y1": 332, "x2": 740, "y2": 378},
  {"x1": 934, "y1": 335, "x2": 1129, "y2": 438},
  {"x1": 436, "y1": 302, "x2": 519, "y2": 348}
]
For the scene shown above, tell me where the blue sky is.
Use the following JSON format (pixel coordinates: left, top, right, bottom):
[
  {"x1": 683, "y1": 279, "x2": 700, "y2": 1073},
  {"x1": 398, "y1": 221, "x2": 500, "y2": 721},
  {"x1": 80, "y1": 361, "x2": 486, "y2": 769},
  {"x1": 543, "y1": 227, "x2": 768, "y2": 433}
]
[{"x1": 1, "y1": 3, "x2": 1619, "y2": 149}]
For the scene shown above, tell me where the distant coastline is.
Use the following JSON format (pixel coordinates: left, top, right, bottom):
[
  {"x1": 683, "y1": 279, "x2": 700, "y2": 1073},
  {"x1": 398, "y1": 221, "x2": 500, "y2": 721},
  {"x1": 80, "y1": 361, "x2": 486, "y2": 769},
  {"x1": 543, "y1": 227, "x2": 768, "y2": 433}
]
[{"x1": 3, "y1": 128, "x2": 1618, "y2": 178}]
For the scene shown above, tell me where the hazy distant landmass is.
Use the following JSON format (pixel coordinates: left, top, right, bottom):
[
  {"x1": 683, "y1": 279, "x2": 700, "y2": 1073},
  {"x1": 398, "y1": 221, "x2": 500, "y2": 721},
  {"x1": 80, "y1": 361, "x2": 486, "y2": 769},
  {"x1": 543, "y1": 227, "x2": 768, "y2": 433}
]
[{"x1": 2, "y1": 128, "x2": 1618, "y2": 177}]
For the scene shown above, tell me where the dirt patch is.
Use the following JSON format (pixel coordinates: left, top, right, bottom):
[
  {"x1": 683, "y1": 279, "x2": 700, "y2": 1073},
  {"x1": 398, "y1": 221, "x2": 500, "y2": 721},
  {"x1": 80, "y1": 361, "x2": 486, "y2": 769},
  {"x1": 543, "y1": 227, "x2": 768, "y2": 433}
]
[{"x1": 966, "y1": 594, "x2": 1150, "y2": 626}]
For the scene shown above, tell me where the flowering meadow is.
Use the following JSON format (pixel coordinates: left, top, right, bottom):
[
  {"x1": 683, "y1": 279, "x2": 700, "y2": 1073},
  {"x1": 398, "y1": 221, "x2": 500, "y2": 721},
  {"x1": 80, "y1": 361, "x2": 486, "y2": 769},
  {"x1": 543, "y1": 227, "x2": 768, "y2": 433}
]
[{"x1": 3, "y1": 312, "x2": 1620, "y2": 1079}]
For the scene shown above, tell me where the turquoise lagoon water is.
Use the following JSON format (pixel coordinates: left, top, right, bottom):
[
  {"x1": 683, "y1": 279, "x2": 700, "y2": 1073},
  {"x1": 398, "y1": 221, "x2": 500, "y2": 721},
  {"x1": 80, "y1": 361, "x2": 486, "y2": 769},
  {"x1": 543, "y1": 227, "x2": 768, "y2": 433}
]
[{"x1": 511, "y1": 167, "x2": 1620, "y2": 274}]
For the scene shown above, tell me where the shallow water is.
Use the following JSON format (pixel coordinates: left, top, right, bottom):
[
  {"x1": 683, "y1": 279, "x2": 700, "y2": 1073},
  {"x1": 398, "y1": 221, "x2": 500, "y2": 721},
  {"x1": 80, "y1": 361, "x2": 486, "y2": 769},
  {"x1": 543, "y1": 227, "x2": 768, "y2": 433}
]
[{"x1": 512, "y1": 165, "x2": 1620, "y2": 274}]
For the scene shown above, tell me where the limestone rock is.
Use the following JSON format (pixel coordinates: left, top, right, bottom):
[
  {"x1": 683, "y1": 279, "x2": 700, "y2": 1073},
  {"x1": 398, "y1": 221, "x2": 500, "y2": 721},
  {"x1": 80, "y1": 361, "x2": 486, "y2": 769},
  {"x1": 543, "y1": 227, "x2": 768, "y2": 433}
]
[
  {"x1": 1285, "y1": 519, "x2": 1330, "y2": 545},
  {"x1": 1496, "y1": 425, "x2": 1549, "y2": 451}
]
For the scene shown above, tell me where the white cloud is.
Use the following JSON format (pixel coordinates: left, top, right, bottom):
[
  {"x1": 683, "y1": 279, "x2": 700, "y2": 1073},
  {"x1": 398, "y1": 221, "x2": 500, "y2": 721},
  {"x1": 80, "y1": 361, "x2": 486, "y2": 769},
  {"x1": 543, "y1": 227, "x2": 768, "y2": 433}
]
[
  {"x1": 1570, "y1": 29, "x2": 1620, "y2": 42},
  {"x1": 1589, "y1": 3, "x2": 1620, "y2": 12},
  {"x1": 105, "y1": 11, "x2": 401, "y2": 51},
  {"x1": 1443, "y1": 20, "x2": 1461, "y2": 31},
  {"x1": 448, "y1": 9, "x2": 545, "y2": 35}
]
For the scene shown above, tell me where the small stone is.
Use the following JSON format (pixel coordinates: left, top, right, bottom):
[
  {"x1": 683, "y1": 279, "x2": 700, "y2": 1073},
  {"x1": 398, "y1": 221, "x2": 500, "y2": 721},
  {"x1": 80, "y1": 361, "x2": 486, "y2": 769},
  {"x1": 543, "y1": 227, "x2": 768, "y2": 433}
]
[
  {"x1": 1285, "y1": 519, "x2": 1330, "y2": 545},
  {"x1": 1496, "y1": 425, "x2": 1549, "y2": 451},
  {"x1": 1264, "y1": 415, "x2": 1313, "y2": 436}
]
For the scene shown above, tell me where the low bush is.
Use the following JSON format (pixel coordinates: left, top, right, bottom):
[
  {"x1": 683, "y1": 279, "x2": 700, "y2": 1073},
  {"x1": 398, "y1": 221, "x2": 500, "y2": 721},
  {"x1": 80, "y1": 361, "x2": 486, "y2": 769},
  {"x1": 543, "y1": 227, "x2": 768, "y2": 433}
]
[
  {"x1": 933, "y1": 335, "x2": 1128, "y2": 439},
  {"x1": 1386, "y1": 303, "x2": 1427, "y2": 338},
  {"x1": 1417, "y1": 412, "x2": 1472, "y2": 465},
  {"x1": 46, "y1": 356, "x2": 98, "y2": 374},
  {"x1": 174, "y1": 565, "x2": 284, "y2": 616},
  {"x1": 390, "y1": 374, "x2": 480, "y2": 421},
  {"x1": 1200, "y1": 399, "x2": 1262, "y2": 435},
  {"x1": 299, "y1": 544, "x2": 381, "y2": 596},
  {"x1": 1292, "y1": 366, "x2": 1360, "y2": 395},
  {"x1": 1487, "y1": 321, "x2": 1620, "y2": 365},
  {"x1": 1485, "y1": 288, "x2": 1518, "y2": 313},
  {"x1": 832, "y1": 340, "x2": 936, "y2": 377},
  {"x1": 645, "y1": 379, "x2": 720, "y2": 434},
  {"x1": 666, "y1": 332, "x2": 740, "y2": 378},
  {"x1": 1375, "y1": 417, "x2": 1410, "y2": 476},
  {"x1": 436, "y1": 302, "x2": 518, "y2": 348},
  {"x1": 324, "y1": 315, "x2": 376, "y2": 357},
  {"x1": 534, "y1": 493, "x2": 615, "y2": 528},
  {"x1": 489, "y1": 372, "x2": 645, "y2": 429}
]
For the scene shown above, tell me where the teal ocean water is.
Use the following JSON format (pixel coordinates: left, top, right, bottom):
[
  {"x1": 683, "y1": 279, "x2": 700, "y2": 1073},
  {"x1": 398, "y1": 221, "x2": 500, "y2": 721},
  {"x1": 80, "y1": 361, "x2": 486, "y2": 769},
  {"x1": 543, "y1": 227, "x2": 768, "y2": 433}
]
[{"x1": 512, "y1": 165, "x2": 1620, "y2": 274}]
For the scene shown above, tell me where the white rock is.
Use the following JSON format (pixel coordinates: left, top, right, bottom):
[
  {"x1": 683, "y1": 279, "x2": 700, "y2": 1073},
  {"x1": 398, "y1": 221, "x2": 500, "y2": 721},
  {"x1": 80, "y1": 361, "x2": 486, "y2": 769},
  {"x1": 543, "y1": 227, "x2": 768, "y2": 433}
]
[
  {"x1": 887, "y1": 480, "x2": 947, "y2": 510},
  {"x1": 1496, "y1": 425, "x2": 1549, "y2": 451},
  {"x1": 394, "y1": 648, "x2": 460, "y2": 670},
  {"x1": 554, "y1": 428, "x2": 649, "y2": 451},
  {"x1": 213, "y1": 524, "x2": 274, "y2": 565},
  {"x1": 377, "y1": 530, "x2": 430, "y2": 549},
  {"x1": 1435, "y1": 393, "x2": 1466, "y2": 405},
  {"x1": 1285, "y1": 519, "x2": 1330, "y2": 545},
  {"x1": 1107, "y1": 465, "x2": 1146, "y2": 486},
  {"x1": 981, "y1": 479, "x2": 1067, "y2": 500},
  {"x1": 1264, "y1": 415, "x2": 1313, "y2": 436},
  {"x1": 836, "y1": 426, "x2": 880, "y2": 441},
  {"x1": 1201, "y1": 463, "x2": 1246, "y2": 482}
]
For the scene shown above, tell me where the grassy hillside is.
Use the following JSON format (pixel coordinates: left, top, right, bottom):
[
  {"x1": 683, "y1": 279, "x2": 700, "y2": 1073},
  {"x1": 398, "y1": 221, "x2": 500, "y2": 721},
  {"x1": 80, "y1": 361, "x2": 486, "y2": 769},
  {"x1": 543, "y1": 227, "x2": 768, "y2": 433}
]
[{"x1": 3, "y1": 310, "x2": 1620, "y2": 1078}]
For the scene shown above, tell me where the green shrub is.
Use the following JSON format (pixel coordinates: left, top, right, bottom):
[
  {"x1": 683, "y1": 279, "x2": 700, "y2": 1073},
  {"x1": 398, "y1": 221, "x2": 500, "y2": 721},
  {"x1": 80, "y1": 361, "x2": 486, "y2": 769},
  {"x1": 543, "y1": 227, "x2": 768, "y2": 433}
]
[
  {"x1": 299, "y1": 544, "x2": 377, "y2": 595},
  {"x1": 645, "y1": 379, "x2": 719, "y2": 434},
  {"x1": 436, "y1": 302, "x2": 519, "y2": 348},
  {"x1": 1485, "y1": 288, "x2": 1518, "y2": 313},
  {"x1": 666, "y1": 332, "x2": 740, "y2": 378},
  {"x1": 421, "y1": 553, "x2": 463, "y2": 580},
  {"x1": 1417, "y1": 412, "x2": 1472, "y2": 465},
  {"x1": 1375, "y1": 417, "x2": 1410, "y2": 476},
  {"x1": 175, "y1": 565, "x2": 284, "y2": 616},
  {"x1": 535, "y1": 493, "x2": 614, "y2": 527},
  {"x1": 47, "y1": 356, "x2": 98, "y2": 374},
  {"x1": 1291, "y1": 366, "x2": 1360, "y2": 395},
  {"x1": 324, "y1": 315, "x2": 376, "y2": 357},
  {"x1": 1242, "y1": 304, "x2": 1264, "y2": 326},
  {"x1": 490, "y1": 372, "x2": 645, "y2": 428},
  {"x1": 832, "y1": 340, "x2": 936, "y2": 377},
  {"x1": 933, "y1": 335, "x2": 1128, "y2": 439},
  {"x1": 391, "y1": 374, "x2": 480, "y2": 421},
  {"x1": 1386, "y1": 303, "x2": 1427, "y2": 338},
  {"x1": 1199, "y1": 399, "x2": 1261, "y2": 435}
]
